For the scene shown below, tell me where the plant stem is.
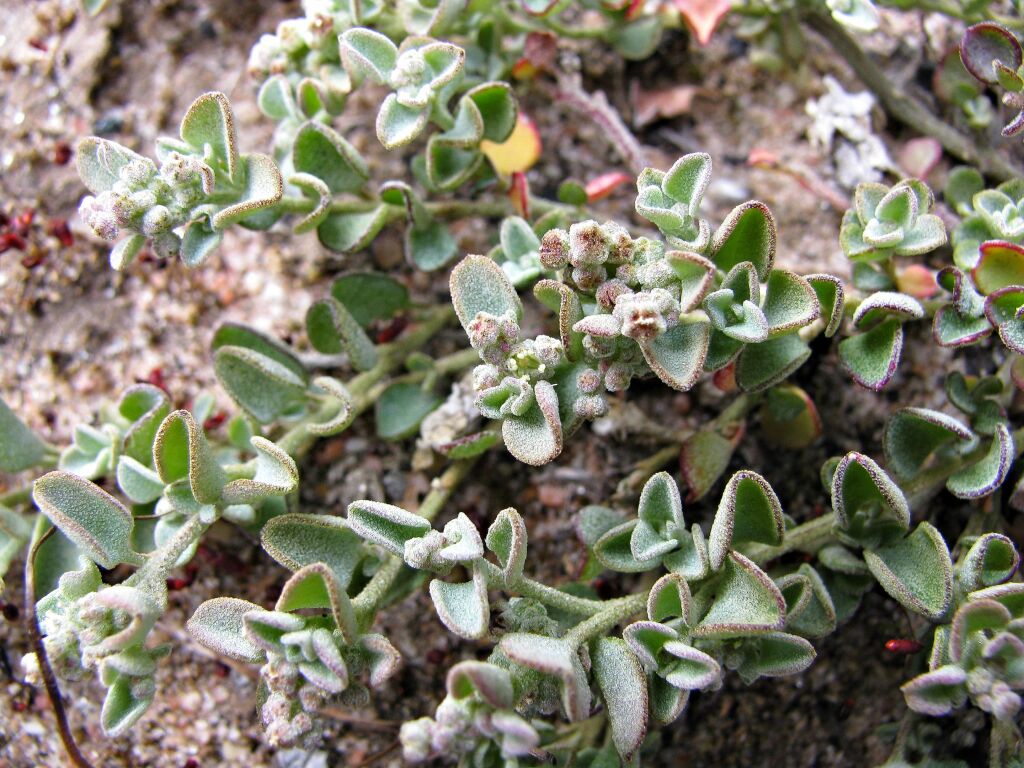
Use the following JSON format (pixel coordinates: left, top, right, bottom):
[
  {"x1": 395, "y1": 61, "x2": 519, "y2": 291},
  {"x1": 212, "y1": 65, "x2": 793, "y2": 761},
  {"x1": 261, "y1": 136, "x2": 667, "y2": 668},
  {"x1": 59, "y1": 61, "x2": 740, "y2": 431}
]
[
  {"x1": 24, "y1": 527, "x2": 97, "y2": 768},
  {"x1": 275, "y1": 195, "x2": 579, "y2": 223},
  {"x1": 275, "y1": 305, "x2": 457, "y2": 457},
  {"x1": 563, "y1": 592, "x2": 648, "y2": 648},
  {"x1": 801, "y1": 10, "x2": 1024, "y2": 182},
  {"x1": 475, "y1": 558, "x2": 610, "y2": 616},
  {"x1": 743, "y1": 512, "x2": 837, "y2": 564},
  {"x1": 351, "y1": 456, "x2": 482, "y2": 625}
]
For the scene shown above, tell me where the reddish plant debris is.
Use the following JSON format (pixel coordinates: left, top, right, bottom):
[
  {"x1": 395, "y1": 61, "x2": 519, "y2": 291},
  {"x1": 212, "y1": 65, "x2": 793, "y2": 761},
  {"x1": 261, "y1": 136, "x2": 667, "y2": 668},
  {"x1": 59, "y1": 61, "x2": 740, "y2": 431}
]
[
  {"x1": 586, "y1": 172, "x2": 632, "y2": 202},
  {"x1": 884, "y1": 639, "x2": 924, "y2": 655}
]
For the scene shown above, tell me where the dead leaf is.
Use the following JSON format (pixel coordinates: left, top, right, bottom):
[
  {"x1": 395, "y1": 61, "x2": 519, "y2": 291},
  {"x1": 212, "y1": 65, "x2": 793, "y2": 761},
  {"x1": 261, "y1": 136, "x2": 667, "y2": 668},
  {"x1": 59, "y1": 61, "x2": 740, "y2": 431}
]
[
  {"x1": 674, "y1": 0, "x2": 732, "y2": 46},
  {"x1": 632, "y1": 83, "x2": 699, "y2": 127}
]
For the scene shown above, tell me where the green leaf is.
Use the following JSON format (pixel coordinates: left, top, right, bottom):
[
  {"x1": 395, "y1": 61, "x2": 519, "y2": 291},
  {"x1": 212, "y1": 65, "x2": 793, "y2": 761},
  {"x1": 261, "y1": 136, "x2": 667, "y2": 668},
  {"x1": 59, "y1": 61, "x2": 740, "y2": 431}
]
[
  {"x1": 33, "y1": 471, "x2": 141, "y2": 569},
  {"x1": 293, "y1": 122, "x2": 369, "y2": 194},
  {"x1": 780, "y1": 564, "x2": 837, "y2": 639},
  {"x1": 806, "y1": 274, "x2": 845, "y2": 337},
  {"x1": 180, "y1": 92, "x2": 238, "y2": 179},
  {"x1": 318, "y1": 206, "x2": 391, "y2": 253},
  {"x1": 838, "y1": 318, "x2": 903, "y2": 391},
  {"x1": 437, "y1": 430, "x2": 501, "y2": 459},
  {"x1": 501, "y1": 380, "x2": 563, "y2": 466},
  {"x1": 594, "y1": 520, "x2": 661, "y2": 573},
  {"x1": 680, "y1": 428, "x2": 741, "y2": 503},
  {"x1": 257, "y1": 75, "x2": 295, "y2": 120},
  {"x1": 0, "y1": 397, "x2": 50, "y2": 472},
  {"x1": 330, "y1": 272, "x2": 410, "y2": 328},
  {"x1": 960, "y1": 22, "x2": 1023, "y2": 85},
  {"x1": 500, "y1": 633, "x2": 591, "y2": 721},
  {"x1": 639, "y1": 320, "x2": 711, "y2": 391},
  {"x1": 339, "y1": 27, "x2": 399, "y2": 83},
  {"x1": 180, "y1": 218, "x2": 223, "y2": 268},
  {"x1": 276, "y1": 562, "x2": 357, "y2": 641},
  {"x1": 187, "y1": 597, "x2": 266, "y2": 663},
  {"x1": 375, "y1": 382, "x2": 442, "y2": 440},
  {"x1": 760, "y1": 384, "x2": 821, "y2": 449},
  {"x1": 610, "y1": 15, "x2": 663, "y2": 60},
  {"x1": 946, "y1": 422, "x2": 1014, "y2": 499},
  {"x1": 972, "y1": 240, "x2": 1024, "y2": 294},
  {"x1": 694, "y1": 552, "x2": 785, "y2": 637},
  {"x1": 666, "y1": 251, "x2": 716, "y2": 312},
  {"x1": 485, "y1": 507, "x2": 527, "y2": 585},
  {"x1": 468, "y1": 81, "x2": 518, "y2": 142},
  {"x1": 883, "y1": 407, "x2": 973, "y2": 482},
  {"x1": 831, "y1": 452, "x2": 910, "y2": 549},
  {"x1": 734, "y1": 632, "x2": 816, "y2": 684},
  {"x1": 408, "y1": 219, "x2": 458, "y2": 270},
  {"x1": 306, "y1": 297, "x2": 379, "y2": 371},
  {"x1": 710, "y1": 201, "x2": 776, "y2": 280},
  {"x1": 101, "y1": 676, "x2": 154, "y2": 737},
  {"x1": 116, "y1": 456, "x2": 165, "y2": 504},
  {"x1": 901, "y1": 665, "x2": 967, "y2": 716},
  {"x1": 558, "y1": 181, "x2": 589, "y2": 206},
  {"x1": 76, "y1": 137, "x2": 146, "y2": 194},
  {"x1": 260, "y1": 513, "x2": 364, "y2": 588},
  {"x1": 450, "y1": 254, "x2": 523, "y2": 331},
  {"x1": 959, "y1": 533, "x2": 1020, "y2": 592},
  {"x1": 211, "y1": 153, "x2": 283, "y2": 230},
  {"x1": 534, "y1": 279, "x2": 585, "y2": 361},
  {"x1": 852, "y1": 291, "x2": 924, "y2": 328},
  {"x1": 152, "y1": 410, "x2": 225, "y2": 504},
  {"x1": 213, "y1": 347, "x2": 307, "y2": 423},
  {"x1": 221, "y1": 437, "x2": 298, "y2": 504},
  {"x1": 647, "y1": 572, "x2": 693, "y2": 625},
  {"x1": 864, "y1": 522, "x2": 953, "y2": 620},
  {"x1": 708, "y1": 470, "x2": 784, "y2": 570},
  {"x1": 736, "y1": 333, "x2": 811, "y2": 392},
  {"x1": 377, "y1": 94, "x2": 429, "y2": 149},
  {"x1": 592, "y1": 638, "x2": 649, "y2": 761},
  {"x1": 119, "y1": 385, "x2": 171, "y2": 464},
  {"x1": 429, "y1": 568, "x2": 490, "y2": 639},
  {"x1": 347, "y1": 499, "x2": 432, "y2": 555},
  {"x1": 761, "y1": 270, "x2": 819, "y2": 334},
  {"x1": 662, "y1": 153, "x2": 712, "y2": 214}
]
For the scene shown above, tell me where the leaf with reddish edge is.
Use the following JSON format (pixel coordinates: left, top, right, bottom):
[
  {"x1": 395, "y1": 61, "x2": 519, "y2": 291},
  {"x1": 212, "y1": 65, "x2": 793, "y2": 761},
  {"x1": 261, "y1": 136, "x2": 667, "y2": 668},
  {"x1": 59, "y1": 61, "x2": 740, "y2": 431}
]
[
  {"x1": 680, "y1": 422, "x2": 744, "y2": 503},
  {"x1": 896, "y1": 265, "x2": 939, "y2": 299},
  {"x1": 674, "y1": 0, "x2": 732, "y2": 46},
  {"x1": 481, "y1": 114, "x2": 541, "y2": 177},
  {"x1": 839, "y1": 319, "x2": 904, "y2": 391},
  {"x1": 960, "y1": 22, "x2": 1023, "y2": 85},
  {"x1": 509, "y1": 171, "x2": 530, "y2": 218},
  {"x1": 586, "y1": 172, "x2": 632, "y2": 202},
  {"x1": 898, "y1": 138, "x2": 942, "y2": 181},
  {"x1": 972, "y1": 241, "x2": 1024, "y2": 295}
]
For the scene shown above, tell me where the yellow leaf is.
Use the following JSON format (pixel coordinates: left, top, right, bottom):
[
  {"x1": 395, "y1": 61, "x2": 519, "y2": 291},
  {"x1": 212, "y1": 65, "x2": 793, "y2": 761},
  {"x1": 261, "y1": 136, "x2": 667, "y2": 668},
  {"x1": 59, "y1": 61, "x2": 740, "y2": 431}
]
[{"x1": 480, "y1": 114, "x2": 541, "y2": 176}]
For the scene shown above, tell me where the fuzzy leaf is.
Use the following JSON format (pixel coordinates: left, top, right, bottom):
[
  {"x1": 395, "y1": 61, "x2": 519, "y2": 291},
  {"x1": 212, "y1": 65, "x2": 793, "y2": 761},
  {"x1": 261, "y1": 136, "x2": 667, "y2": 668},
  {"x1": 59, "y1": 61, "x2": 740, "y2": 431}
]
[
  {"x1": 293, "y1": 122, "x2": 369, "y2": 194},
  {"x1": 451, "y1": 255, "x2": 523, "y2": 331},
  {"x1": 760, "y1": 385, "x2": 821, "y2": 449},
  {"x1": 647, "y1": 572, "x2": 693, "y2": 625},
  {"x1": 340, "y1": 27, "x2": 399, "y2": 83},
  {"x1": 710, "y1": 202, "x2": 776, "y2": 280},
  {"x1": 960, "y1": 22, "x2": 1023, "y2": 85},
  {"x1": 762, "y1": 270, "x2": 819, "y2": 334},
  {"x1": 214, "y1": 347, "x2": 307, "y2": 423},
  {"x1": 709, "y1": 470, "x2": 784, "y2": 571},
  {"x1": 946, "y1": 422, "x2": 1014, "y2": 498},
  {"x1": 102, "y1": 677, "x2": 154, "y2": 737},
  {"x1": 662, "y1": 153, "x2": 712, "y2": 215},
  {"x1": 852, "y1": 291, "x2": 924, "y2": 328},
  {"x1": 972, "y1": 240, "x2": 1024, "y2": 295},
  {"x1": 500, "y1": 633, "x2": 592, "y2": 721},
  {"x1": 76, "y1": 137, "x2": 145, "y2": 194},
  {"x1": 694, "y1": 552, "x2": 786, "y2": 637},
  {"x1": 666, "y1": 251, "x2": 716, "y2": 312},
  {"x1": 0, "y1": 397, "x2": 50, "y2": 472},
  {"x1": 640, "y1": 320, "x2": 711, "y2": 391},
  {"x1": 116, "y1": 456, "x2": 165, "y2": 505},
  {"x1": 429, "y1": 568, "x2": 490, "y2": 639},
  {"x1": 307, "y1": 297, "x2": 379, "y2": 371},
  {"x1": 736, "y1": 333, "x2": 812, "y2": 392},
  {"x1": 838, "y1": 318, "x2": 903, "y2": 390},
  {"x1": 180, "y1": 92, "x2": 238, "y2": 178},
  {"x1": 883, "y1": 407, "x2": 973, "y2": 483},
  {"x1": 781, "y1": 564, "x2": 837, "y2": 639},
  {"x1": 347, "y1": 500, "x2": 431, "y2": 555},
  {"x1": 592, "y1": 638, "x2": 649, "y2": 760},
  {"x1": 211, "y1": 153, "x2": 283, "y2": 230},
  {"x1": 901, "y1": 665, "x2": 967, "y2": 716},
  {"x1": 261, "y1": 513, "x2": 363, "y2": 587},
  {"x1": 153, "y1": 410, "x2": 225, "y2": 504},
  {"x1": 831, "y1": 452, "x2": 910, "y2": 549},
  {"x1": 276, "y1": 563, "x2": 357, "y2": 641},
  {"x1": 187, "y1": 597, "x2": 266, "y2": 663},
  {"x1": 594, "y1": 520, "x2": 661, "y2": 573},
  {"x1": 330, "y1": 273, "x2": 410, "y2": 328},
  {"x1": 485, "y1": 507, "x2": 527, "y2": 585},
  {"x1": 680, "y1": 427, "x2": 741, "y2": 502},
  {"x1": 318, "y1": 204, "x2": 390, "y2": 254},
  {"x1": 502, "y1": 380, "x2": 563, "y2": 466},
  {"x1": 408, "y1": 219, "x2": 459, "y2": 270},
  {"x1": 735, "y1": 632, "x2": 815, "y2": 683},
  {"x1": 864, "y1": 522, "x2": 953, "y2": 620},
  {"x1": 33, "y1": 471, "x2": 140, "y2": 569},
  {"x1": 959, "y1": 534, "x2": 1019, "y2": 592},
  {"x1": 221, "y1": 437, "x2": 298, "y2": 504},
  {"x1": 479, "y1": 113, "x2": 541, "y2": 175},
  {"x1": 376, "y1": 382, "x2": 442, "y2": 441}
]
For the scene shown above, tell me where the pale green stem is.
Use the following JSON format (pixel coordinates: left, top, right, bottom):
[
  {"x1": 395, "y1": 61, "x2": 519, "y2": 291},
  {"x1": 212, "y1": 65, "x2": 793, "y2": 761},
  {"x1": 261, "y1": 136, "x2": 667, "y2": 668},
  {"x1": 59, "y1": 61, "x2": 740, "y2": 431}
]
[
  {"x1": 275, "y1": 195, "x2": 579, "y2": 222},
  {"x1": 743, "y1": 513, "x2": 838, "y2": 565},
  {"x1": 274, "y1": 305, "x2": 457, "y2": 457},
  {"x1": 476, "y1": 559, "x2": 610, "y2": 616},
  {"x1": 351, "y1": 456, "x2": 482, "y2": 625},
  {"x1": 127, "y1": 515, "x2": 211, "y2": 589},
  {"x1": 562, "y1": 592, "x2": 649, "y2": 648}
]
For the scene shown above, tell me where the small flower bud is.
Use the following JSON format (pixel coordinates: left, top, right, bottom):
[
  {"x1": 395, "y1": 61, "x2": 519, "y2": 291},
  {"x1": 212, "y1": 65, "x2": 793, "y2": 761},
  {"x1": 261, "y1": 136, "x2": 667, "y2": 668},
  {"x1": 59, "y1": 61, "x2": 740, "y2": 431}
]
[
  {"x1": 473, "y1": 364, "x2": 501, "y2": 391},
  {"x1": 602, "y1": 221, "x2": 633, "y2": 263},
  {"x1": 539, "y1": 229, "x2": 570, "y2": 269},
  {"x1": 153, "y1": 231, "x2": 182, "y2": 259},
  {"x1": 400, "y1": 718, "x2": 435, "y2": 762},
  {"x1": 574, "y1": 394, "x2": 608, "y2": 420},
  {"x1": 603, "y1": 362, "x2": 632, "y2": 392},
  {"x1": 577, "y1": 367, "x2": 601, "y2": 395},
  {"x1": 596, "y1": 278, "x2": 632, "y2": 310},
  {"x1": 141, "y1": 205, "x2": 172, "y2": 236},
  {"x1": 569, "y1": 220, "x2": 609, "y2": 266},
  {"x1": 572, "y1": 265, "x2": 606, "y2": 291}
]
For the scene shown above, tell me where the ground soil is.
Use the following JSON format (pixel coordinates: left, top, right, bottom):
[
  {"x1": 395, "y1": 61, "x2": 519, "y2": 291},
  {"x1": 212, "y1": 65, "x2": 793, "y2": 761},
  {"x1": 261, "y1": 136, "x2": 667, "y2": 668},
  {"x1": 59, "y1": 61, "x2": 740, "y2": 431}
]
[{"x1": 0, "y1": 1, "x2": 1019, "y2": 766}]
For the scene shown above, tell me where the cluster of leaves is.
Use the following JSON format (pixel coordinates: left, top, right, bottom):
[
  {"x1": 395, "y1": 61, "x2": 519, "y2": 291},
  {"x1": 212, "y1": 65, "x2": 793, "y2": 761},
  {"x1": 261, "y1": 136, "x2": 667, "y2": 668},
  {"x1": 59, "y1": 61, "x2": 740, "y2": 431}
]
[{"x1": 449, "y1": 153, "x2": 839, "y2": 465}]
